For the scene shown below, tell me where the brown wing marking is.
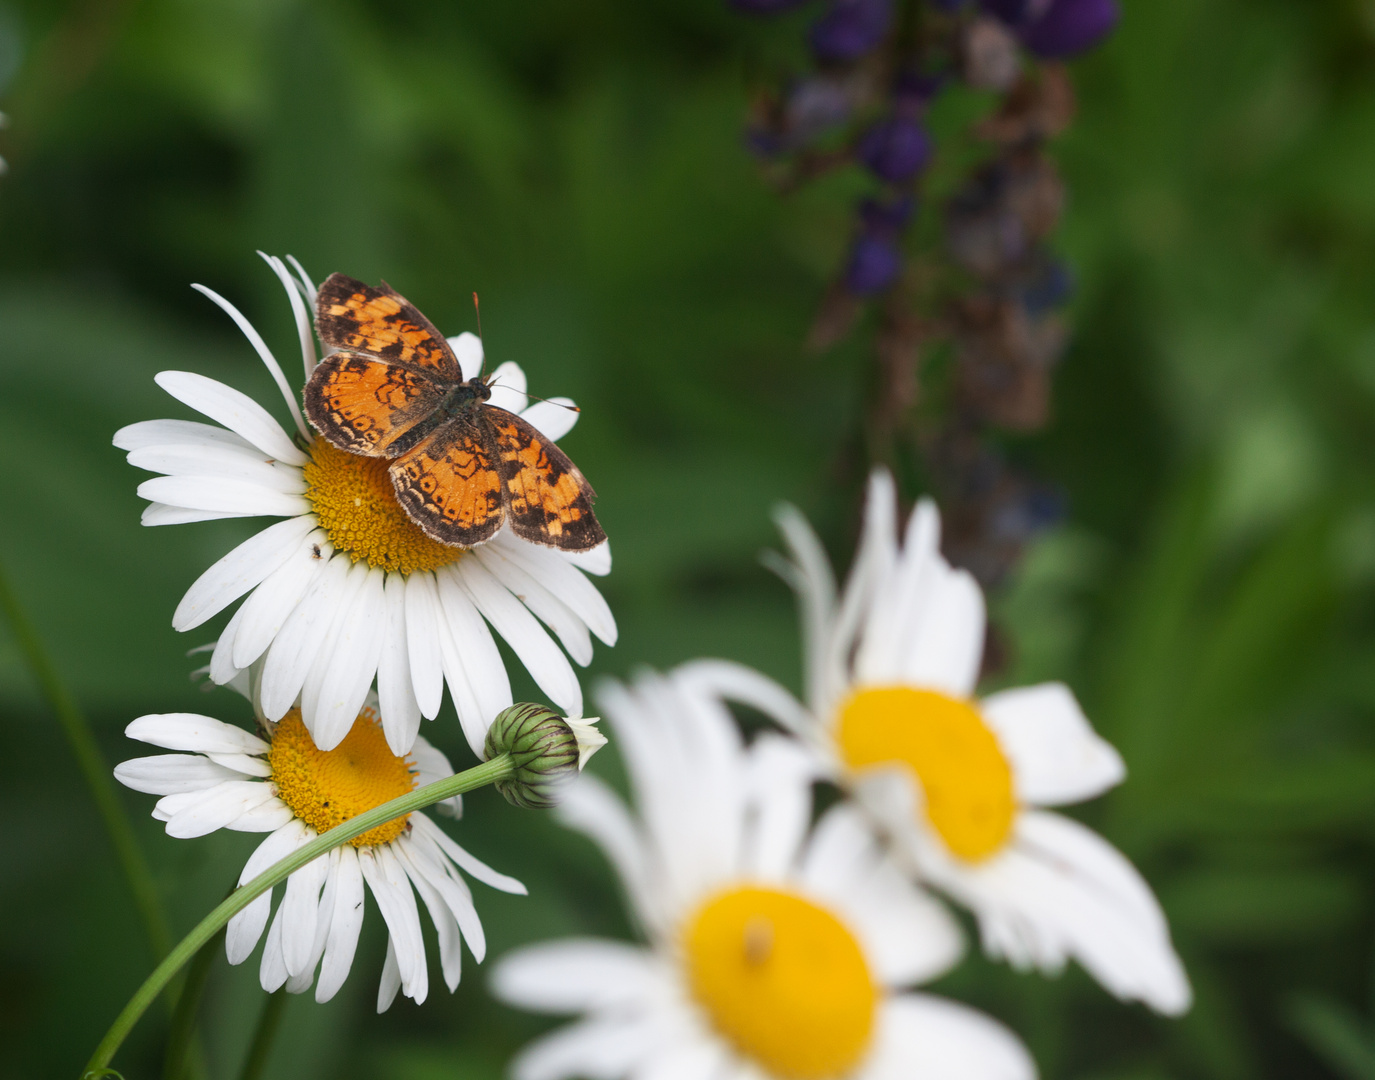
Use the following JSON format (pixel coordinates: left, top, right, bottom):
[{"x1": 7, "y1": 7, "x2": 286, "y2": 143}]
[
  {"x1": 303, "y1": 352, "x2": 445, "y2": 457},
  {"x1": 389, "y1": 419, "x2": 505, "y2": 547},
  {"x1": 488, "y1": 410, "x2": 606, "y2": 551},
  {"x1": 315, "y1": 273, "x2": 461, "y2": 379}
]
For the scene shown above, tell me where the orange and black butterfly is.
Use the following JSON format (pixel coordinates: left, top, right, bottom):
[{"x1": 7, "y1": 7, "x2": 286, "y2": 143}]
[{"x1": 303, "y1": 273, "x2": 606, "y2": 551}]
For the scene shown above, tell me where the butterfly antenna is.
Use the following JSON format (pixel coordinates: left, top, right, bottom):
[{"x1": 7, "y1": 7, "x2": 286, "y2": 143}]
[
  {"x1": 473, "y1": 292, "x2": 487, "y2": 380},
  {"x1": 483, "y1": 377, "x2": 580, "y2": 414}
]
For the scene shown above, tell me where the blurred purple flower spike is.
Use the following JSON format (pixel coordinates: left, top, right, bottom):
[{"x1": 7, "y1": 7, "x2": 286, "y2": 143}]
[
  {"x1": 845, "y1": 196, "x2": 913, "y2": 295},
  {"x1": 1020, "y1": 0, "x2": 1120, "y2": 56},
  {"x1": 809, "y1": 0, "x2": 892, "y2": 62},
  {"x1": 858, "y1": 116, "x2": 933, "y2": 183}
]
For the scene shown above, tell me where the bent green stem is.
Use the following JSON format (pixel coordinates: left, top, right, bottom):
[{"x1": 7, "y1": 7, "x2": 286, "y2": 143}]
[
  {"x1": 0, "y1": 560, "x2": 173, "y2": 961},
  {"x1": 237, "y1": 990, "x2": 288, "y2": 1080},
  {"x1": 81, "y1": 753, "x2": 515, "y2": 1080}
]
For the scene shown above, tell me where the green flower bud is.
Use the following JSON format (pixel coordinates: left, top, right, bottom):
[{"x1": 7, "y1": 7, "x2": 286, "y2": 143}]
[{"x1": 483, "y1": 703, "x2": 606, "y2": 809}]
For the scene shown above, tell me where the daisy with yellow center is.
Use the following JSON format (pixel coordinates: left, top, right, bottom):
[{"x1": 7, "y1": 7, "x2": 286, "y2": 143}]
[
  {"x1": 114, "y1": 253, "x2": 616, "y2": 758},
  {"x1": 689, "y1": 470, "x2": 1191, "y2": 1015},
  {"x1": 492, "y1": 668, "x2": 1034, "y2": 1080},
  {"x1": 115, "y1": 692, "x2": 527, "y2": 1009}
]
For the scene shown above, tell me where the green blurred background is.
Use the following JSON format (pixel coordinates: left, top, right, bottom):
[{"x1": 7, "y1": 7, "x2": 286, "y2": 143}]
[{"x1": 2, "y1": 0, "x2": 1375, "y2": 1077}]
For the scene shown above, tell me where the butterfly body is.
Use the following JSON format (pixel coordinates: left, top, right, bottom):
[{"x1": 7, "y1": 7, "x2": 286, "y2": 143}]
[{"x1": 303, "y1": 274, "x2": 605, "y2": 552}]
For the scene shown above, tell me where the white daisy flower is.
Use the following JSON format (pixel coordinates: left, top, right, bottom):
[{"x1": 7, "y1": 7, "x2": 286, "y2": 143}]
[
  {"x1": 114, "y1": 254, "x2": 616, "y2": 757},
  {"x1": 492, "y1": 667, "x2": 1035, "y2": 1080},
  {"x1": 114, "y1": 693, "x2": 526, "y2": 1010},
  {"x1": 690, "y1": 471, "x2": 1191, "y2": 1015}
]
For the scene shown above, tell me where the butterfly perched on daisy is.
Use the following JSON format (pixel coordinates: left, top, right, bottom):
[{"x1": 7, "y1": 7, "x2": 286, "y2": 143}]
[{"x1": 304, "y1": 274, "x2": 606, "y2": 552}]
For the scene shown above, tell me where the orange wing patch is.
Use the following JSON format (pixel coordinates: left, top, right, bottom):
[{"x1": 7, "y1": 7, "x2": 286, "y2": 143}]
[
  {"x1": 389, "y1": 423, "x2": 505, "y2": 547},
  {"x1": 315, "y1": 274, "x2": 460, "y2": 379},
  {"x1": 303, "y1": 353, "x2": 444, "y2": 457},
  {"x1": 489, "y1": 411, "x2": 606, "y2": 550}
]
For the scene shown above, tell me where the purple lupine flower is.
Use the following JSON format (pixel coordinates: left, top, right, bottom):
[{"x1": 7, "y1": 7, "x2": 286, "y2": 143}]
[
  {"x1": 858, "y1": 116, "x2": 933, "y2": 183},
  {"x1": 844, "y1": 196, "x2": 913, "y2": 295},
  {"x1": 809, "y1": 0, "x2": 892, "y2": 62},
  {"x1": 1020, "y1": 0, "x2": 1120, "y2": 57}
]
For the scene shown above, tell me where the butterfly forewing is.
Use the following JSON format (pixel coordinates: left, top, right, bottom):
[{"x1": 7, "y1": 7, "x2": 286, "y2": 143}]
[
  {"x1": 315, "y1": 274, "x2": 461, "y2": 380},
  {"x1": 488, "y1": 409, "x2": 606, "y2": 550},
  {"x1": 303, "y1": 352, "x2": 447, "y2": 457},
  {"x1": 389, "y1": 420, "x2": 505, "y2": 546}
]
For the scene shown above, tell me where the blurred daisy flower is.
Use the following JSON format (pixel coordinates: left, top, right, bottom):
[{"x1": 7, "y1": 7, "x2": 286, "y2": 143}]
[
  {"x1": 114, "y1": 690, "x2": 526, "y2": 1010},
  {"x1": 114, "y1": 254, "x2": 615, "y2": 757},
  {"x1": 694, "y1": 470, "x2": 1191, "y2": 1015},
  {"x1": 493, "y1": 667, "x2": 1035, "y2": 1080}
]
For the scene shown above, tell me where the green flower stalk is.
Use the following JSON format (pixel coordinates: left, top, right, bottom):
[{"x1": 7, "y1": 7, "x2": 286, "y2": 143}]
[{"x1": 485, "y1": 703, "x2": 607, "y2": 809}]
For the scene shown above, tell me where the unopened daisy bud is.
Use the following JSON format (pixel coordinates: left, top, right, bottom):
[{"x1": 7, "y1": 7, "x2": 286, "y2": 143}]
[{"x1": 483, "y1": 704, "x2": 605, "y2": 809}]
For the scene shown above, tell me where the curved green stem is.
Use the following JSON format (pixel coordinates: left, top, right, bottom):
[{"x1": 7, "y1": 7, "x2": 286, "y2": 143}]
[
  {"x1": 237, "y1": 990, "x2": 287, "y2": 1080},
  {"x1": 0, "y1": 559, "x2": 172, "y2": 960},
  {"x1": 81, "y1": 753, "x2": 515, "y2": 1080}
]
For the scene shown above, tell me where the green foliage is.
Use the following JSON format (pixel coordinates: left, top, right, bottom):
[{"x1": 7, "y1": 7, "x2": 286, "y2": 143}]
[{"x1": 0, "y1": 0, "x2": 1373, "y2": 1078}]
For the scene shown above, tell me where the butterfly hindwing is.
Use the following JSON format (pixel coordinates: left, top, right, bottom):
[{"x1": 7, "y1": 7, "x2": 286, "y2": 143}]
[
  {"x1": 303, "y1": 352, "x2": 448, "y2": 457},
  {"x1": 389, "y1": 419, "x2": 505, "y2": 546},
  {"x1": 487, "y1": 409, "x2": 606, "y2": 550},
  {"x1": 315, "y1": 273, "x2": 461, "y2": 380}
]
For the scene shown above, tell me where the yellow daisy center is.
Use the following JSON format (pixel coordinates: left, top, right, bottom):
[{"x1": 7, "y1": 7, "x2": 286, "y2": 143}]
[
  {"x1": 302, "y1": 439, "x2": 465, "y2": 574},
  {"x1": 268, "y1": 707, "x2": 416, "y2": 847},
  {"x1": 684, "y1": 886, "x2": 877, "y2": 1080},
  {"x1": 836, "y1": 686, "x2": 1015, "y2": 862}
]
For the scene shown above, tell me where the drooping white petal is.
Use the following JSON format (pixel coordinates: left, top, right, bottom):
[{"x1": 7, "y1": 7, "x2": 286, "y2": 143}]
[
  {"x1": 519, "y1": 397, "x2": 579, "y2": 442},
  {"x1": 456, "y1": 557, "x2": 581, "y2": 717},
  {"x1": 495, "y1": 536, "x2": 617, "y2": 645},
  {"x1": 258, "y1": 251, "x2": 318, "y2": 380},
  {"x1": 259, "y1": 903, "x2": 290, "y2": 993},
  {"x1": 863, "y1": 995, "x2": 1035, "y2": 1080},
  {"x1": 160, "y1": 779, "x2": 277, "y2": 838},
  {"x1": 153, "y1": 371, "x2": 308, "y2": 465},
  {"x1": 316, "y1": 845, "x2": 366, "y2": 1003},
  {"x1": 410, "y1": 814, "x2": 527, "y2": 895},
  {"x1": 402, "y1": 571, "x2": 445, "y2": 720},
  {"x1": 487, "y1": 361, "x2": 529, "y2": 414},
  {"x1": 980, "y1": 683, "x2": 1125, "y2": 806},
  {"x1": 124, "y1": 713, "x2": 269, "y2": 756},
  {"x1": 360, "y1": 845, "x2": 428, "y2": 1004},
  {"x1": 259, "y1": 553, "x2": 351, "y2": 720},
  {"x1": 491, "y1": 939, "x2": 662, "y2": 1014},
  {"x1": 308, "y1": 565, "x2": 386, "y2": 752},
  {"x1": 280, "y1": 842, "x2": 329, "y2": 978},
  {"x1": 298, "y1": 558, "x2": 372, "y2": 741},
  {"x1": 377, "y1": 939, "x2": 402, "y2": 1013},
  {"x1": 400, "y1": 845, "x2": 465, "y2": 991},
  {"x1": 173, "y1": 517, "x2": 315, "y2": 631},
  {"x1": 231, "y1": 532, "x2": 329, "y2": 669},
  {"x1": 378, "y1": 572, "x2": 423, "y2": 754},
  {"x1": 227, "y1": 820, "x2": 308, "y2": 965},
  {"x1": 436, "y1": 566, "x2": 512, "y2": 749},
  {"x1": 401, "y1": 829, "x2": 486, "y2": 959},
  {"x1": 114, "y1": 754, "x2": 246, "y2": 795}
]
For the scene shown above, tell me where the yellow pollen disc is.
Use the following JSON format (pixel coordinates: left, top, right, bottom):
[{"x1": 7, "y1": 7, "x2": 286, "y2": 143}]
[
  {"x1": 684, "y1": 887, "x2": 876, "y2": 1080},
  {"x1": 268, "y1": 707, "x2": 416, "y2": 847},
  {"x1": 836, "y1": 686, "x2": 1015, "y2": 862},
  {"x1": 302, "y1": 440, "x2": 465, "y2": 574}
]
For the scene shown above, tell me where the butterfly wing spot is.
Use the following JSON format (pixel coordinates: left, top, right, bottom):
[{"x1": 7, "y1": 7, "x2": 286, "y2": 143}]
[
  {"x1": 304, "y1": 353, "x2": 446, "y2": 457},
  {"x1": 390, "y1": 424, "x2": 504, "y2": 546},
  {"x1": 315, "y1": 274, "x2": 461, "y2": 379},
  {"x1": 490, "y1": 414, "x2": 605, "y2": 551}
]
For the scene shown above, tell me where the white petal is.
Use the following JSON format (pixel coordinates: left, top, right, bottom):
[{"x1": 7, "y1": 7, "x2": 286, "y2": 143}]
[
  {"x1": 676, "y1": 659, "x2": 813, "y2": 738},
  {"x1": 208, "y1": 602, "x2": 248, "y2": 685},
  {"x1": 487, "y1": 535, "x2": 616, "y2": 645},
  {"x1": 258, "y1": 251, "x2": 318, "y2": 381},
  {"x1": 507, "y1": 1016, "x2": 662, "y2": 1080},
  {"x1": 559, "y1": 539, "x2": 610, "y2": 576},
  {"x1": 403, "y1": 572, "x2": 445, "y2": 720},
  {"x1": 140, "y1": 502, "x2": 245, "y2": 526},
  {"x1": 742, "y1": 734, "x2": 816, "y2": 880},
  {"x1": 226, "y1": 800, "x2": 295, "y2": 833},
  {"x1": 520, "y1": 398, "x2": 579, "y2": 442},
  {"x1": 259, "y1": 553, "x2": 350, "y2": 721},
  {"x1": 227, "y1": 820, "x2": 308, "y2": 965},
  {"x1": 114, "y1": 754, "x2": 245, "y2": 795},
  {"x1": 126, "y1": 444, "x2": 306, "y2": 493},
  {"x1": 317, "y1": 845, "x2": 366, "y2": 1003},
  {"x1": 359, "y1": 845, "x2": 428, "y2": 1003},
  {"x1": 474, "y1": 545, "x2": 592, "y2": 664},
  {"x1": 554, "y1": 771, "x2": 656, "y2": 934},
  {"x1": 455, "y1": 558, "x2": 582, "y2": 717},
  {"x1": 137, "y1": 475, "x2": 309, "y2": 518},
  {"x1": 259, "y1": 904, "x2": 290, "y2": 993},
  {"x1": 410, "y1": 813, "x2": 527, "y2": 895},
  {"x1": 308, "y1": 565, "x2": 385, "y2": 752},
  {"x1": 114, "y1": 418, "x2": 257, "y2": 453},
  {"x1": 173, "y1": 517, "x2": 316, "y2": 631},
  {"x1": 448, "y1": 332, "x2": 484, "y2": 381},
  {"x1": 378, "y1": 572, "x2": 423, "y2": 755},
  {"x1": 395, "y1": 838, "x2": 466, "y2": 989},
  {"x1": 153, "y1": 371, "x2": 308, "y2": 465},
  {"x1": 124, "y1": 713, "x2": 268, "y2": 756},
  {"x1": 280, "y1": 845, "x2": 328, "y2": 977},
  {"x1": 487, "y1": 361, "x2": 528, "y2": 413},
  {"x1": 863, "y1": 995, "x2": 1035, "y2": 1080},
  {"x1": 401, "y1": 829, "x2": 486, "y2": 959},
  {"x1": 231, "y1": 532, "x2": 328, "y2": 669},
  {"x1": 491, "y1": 939, "x2": 661, "y2": 1014},
  {"x1": 772, "y1": 502, "x2": 840, "y2": 717},
  {"x1": 980, "y1": 683, "x2": 1125, "y2": 806},
  {"x1": 895, "y1": 564, "x2": 986, "y2": 699},
  {"x1": 436, "y1": 567, "x2": 511, "y2": 755},
  {"x1": 162, "y1": 780, "x2": 276, "y2": 838},
  {"x1": 377, "y1": 939, "x2": 402, "y2": 1013}
]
